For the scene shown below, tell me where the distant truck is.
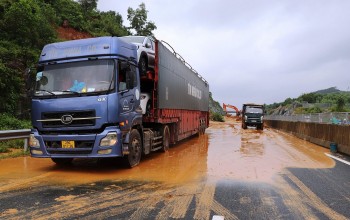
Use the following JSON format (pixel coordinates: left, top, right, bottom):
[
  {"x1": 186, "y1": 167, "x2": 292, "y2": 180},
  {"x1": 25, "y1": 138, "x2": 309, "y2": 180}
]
[
  {"x1": 241, "y1": 104, "x2": 264, "y2": 130},
  {"x1": 28, "y1": 36, "x2": 209, "y2": 167}
]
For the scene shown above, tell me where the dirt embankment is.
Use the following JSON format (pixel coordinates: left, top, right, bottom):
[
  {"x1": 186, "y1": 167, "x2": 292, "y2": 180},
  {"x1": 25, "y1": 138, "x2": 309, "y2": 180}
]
[{"x1": 56, "y1": 26, "x2": 92, "y2": 40}]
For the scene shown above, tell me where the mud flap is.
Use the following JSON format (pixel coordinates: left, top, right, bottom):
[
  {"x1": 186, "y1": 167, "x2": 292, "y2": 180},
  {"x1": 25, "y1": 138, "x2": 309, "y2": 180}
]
[{"x1": 122, "y1": 132, "x2": 130, "y2": 155}]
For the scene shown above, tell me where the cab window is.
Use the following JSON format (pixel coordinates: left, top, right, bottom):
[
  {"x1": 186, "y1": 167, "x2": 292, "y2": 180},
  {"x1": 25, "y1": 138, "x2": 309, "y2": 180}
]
[{"x1": 118, "y1": 62, "x2": 137, "y2": 91}]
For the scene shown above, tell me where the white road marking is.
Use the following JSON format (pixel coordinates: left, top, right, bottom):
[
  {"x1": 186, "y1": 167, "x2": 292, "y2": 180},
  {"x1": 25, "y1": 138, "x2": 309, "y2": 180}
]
[
  {"x1": 212, "y1": 215, "x2": 225, "y2": 220},
  {"x1": 325, "y1": 153, "x2": 350, "y2": 166}
]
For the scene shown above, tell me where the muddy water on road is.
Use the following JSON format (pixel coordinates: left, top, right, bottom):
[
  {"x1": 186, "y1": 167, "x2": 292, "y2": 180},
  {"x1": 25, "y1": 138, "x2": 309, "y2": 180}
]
[
  {"x1": 207, "y1": 118, "x2": 334, "y2": 183},
  {"x1": 0, "y1": 117, "x2": 342, "y2": 220},
  {"x1": 0, "y1": 117, "x2": 334, "y2": 192},
  {"x1": 0, "y1": 134, "x2": 209, "y2": 192}
]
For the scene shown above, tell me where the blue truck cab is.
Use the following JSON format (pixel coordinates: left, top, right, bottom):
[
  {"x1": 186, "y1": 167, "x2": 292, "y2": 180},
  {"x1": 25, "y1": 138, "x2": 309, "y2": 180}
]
[{"x1": 29, "y1": 37, "x2": 143, "y2": 167}]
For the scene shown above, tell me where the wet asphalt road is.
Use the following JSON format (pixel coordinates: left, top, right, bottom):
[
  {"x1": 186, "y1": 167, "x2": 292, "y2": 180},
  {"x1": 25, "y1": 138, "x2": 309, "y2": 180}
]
[{"x1": 0, "y1": 118, "x2": 349, "y2": 219}]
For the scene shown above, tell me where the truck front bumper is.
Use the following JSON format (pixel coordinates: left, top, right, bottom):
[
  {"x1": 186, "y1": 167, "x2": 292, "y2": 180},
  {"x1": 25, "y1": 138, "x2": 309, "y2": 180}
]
[{"x1": 29, "y1": 126, "x2": 123, "y2": 158}]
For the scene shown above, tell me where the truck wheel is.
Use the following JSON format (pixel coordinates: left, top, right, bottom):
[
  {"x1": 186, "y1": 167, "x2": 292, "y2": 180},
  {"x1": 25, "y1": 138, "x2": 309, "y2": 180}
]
[
  {"x1": 51, "y1": 158, "x2": 73, "y2": 166},
  {"x1": 139, "y1": 56, "x2": 148, "y2": 75},
  {"x1": 161, "y1": 125, "x2": 170, "y2": 152},
  {"x1": 123, "y1": 129, "x2": 142, "y2": 168},
  {"x1": 259, "y1": 124, "x2": 264, "y2": 130}
]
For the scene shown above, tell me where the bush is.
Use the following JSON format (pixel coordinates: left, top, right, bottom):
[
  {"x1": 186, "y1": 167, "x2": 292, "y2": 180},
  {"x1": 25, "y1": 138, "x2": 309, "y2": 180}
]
[
  {"x1": 210, "y1": 112, "x2": 225, "y2": 122},
  {"x1": 0, "y1": 115, "x2": 29, "y2": 157},
  {"x1": 0, "y1": 139, "x2": 24, "y2": 152},
  {"x1": 2, "y1": 139, "x2": 24, "y2": 148},
  {"x1": 0, "y1": 145, "x2": 10, "y2": 153},
  {"x1": 0, "y1": 113, "x2": 31, "y2": 130}
]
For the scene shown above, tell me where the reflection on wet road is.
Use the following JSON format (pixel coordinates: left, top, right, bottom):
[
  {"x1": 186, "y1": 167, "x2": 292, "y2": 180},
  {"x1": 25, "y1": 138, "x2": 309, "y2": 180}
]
[{"x1": 1, "y1": 117, "x2": 349, "y2": 219}]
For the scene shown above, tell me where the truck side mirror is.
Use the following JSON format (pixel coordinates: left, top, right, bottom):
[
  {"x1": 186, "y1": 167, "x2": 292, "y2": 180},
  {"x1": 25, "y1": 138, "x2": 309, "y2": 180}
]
[
  {"x1": 25, "y1": 68, "x2": 31, "y2": 90},
  {"x1": 25, "y1": 68, "x2": 35, "y2": 97}
]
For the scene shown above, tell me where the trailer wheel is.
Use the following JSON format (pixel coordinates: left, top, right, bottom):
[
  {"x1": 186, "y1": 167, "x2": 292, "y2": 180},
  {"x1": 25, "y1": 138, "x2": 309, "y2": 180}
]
[
  {"x1": 197, "y1": 125, "x2": 204, "y2": 136},
  {"x1": 123, "y1": 129, "x2": 142, "y2": 168},
  {"x1": 201, "y1": 125, "x2": 206, "y2": 134},
  {"x1": 161, "y1": 125, "x2": 170, "y2": 152},
  {"x1": 51, "y1": 158, "x2": 73, "y2": 166}
]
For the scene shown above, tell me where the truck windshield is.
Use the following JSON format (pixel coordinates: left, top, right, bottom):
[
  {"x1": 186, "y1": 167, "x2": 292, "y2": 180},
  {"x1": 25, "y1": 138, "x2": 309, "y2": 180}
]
[
  {"x1": 246, "y1": 107, "x2": 263, "y2": 114},
  {"x1": 34, "y1": 60, "x2": 115, "y2": 96}
]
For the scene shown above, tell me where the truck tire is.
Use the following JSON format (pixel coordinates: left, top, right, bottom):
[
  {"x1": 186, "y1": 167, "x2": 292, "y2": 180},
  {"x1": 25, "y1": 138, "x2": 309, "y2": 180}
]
[
  {"x1": 161, "y1": 125, "x2": 170, "y2": 152},
  {"x1": 123, "y1": 129, "x2": 142, "y2": 168},
  {"x1": 242, "y1": 123, "x2": 247, "y2": 129},
  {"x1": 51, "y1": 158, "x2": 73, "y2": 166}
]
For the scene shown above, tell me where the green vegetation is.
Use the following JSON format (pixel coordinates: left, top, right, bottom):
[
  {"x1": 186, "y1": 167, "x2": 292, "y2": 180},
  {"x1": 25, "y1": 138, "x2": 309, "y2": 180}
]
[
  {"x1": 0, "y1": 113, "x2": 31, "y2": 130},
  {"x1": 208, "y1": 92, "x2": 225, "y2": 122},
  {"x1": 266, "y1": 87, "x2": 350, "y2": 114},
  {"x1": 0, "y1": 113, "x2": 31, "y2": 158},
  {"x1": 210, "y1": 112, "x2": 225, "y2": 122},
  {"x1": 293, "y1": 106, "x2": 322, "y2": 114},
  {"x1": 127, "y1": 3, "x2": 157, "y2": 36},
  {"x1": 0, "y1": 148, "x2": 29, "y2": 159},
  {"x1": 0, "y1": 139, "x2": 26, "y2": 152}
]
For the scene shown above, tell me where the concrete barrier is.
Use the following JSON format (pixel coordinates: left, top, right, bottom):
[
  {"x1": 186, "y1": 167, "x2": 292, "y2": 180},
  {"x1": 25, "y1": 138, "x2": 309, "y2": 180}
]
[{"x1": 265, "y1": 120, "x2": 350, "y2": 156}]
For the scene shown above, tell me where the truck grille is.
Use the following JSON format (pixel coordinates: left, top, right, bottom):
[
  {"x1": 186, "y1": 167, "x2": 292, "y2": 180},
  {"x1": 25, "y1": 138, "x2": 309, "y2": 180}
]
[
  {"x1": 40, "y1": 110, "x2": 97, "y2": 128},
  {"x1": 46, "y1": 140, "x2": 94, "y2": 155}
]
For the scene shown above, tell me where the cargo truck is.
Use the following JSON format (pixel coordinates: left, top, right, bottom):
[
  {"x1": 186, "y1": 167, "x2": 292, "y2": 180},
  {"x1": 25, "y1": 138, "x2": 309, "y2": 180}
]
[
  {"x1": 28, "y1": 36, "x2": 209, "y2": 167},
  {"x1": 241, "y1": 103, "x2": 264, "y2": 130}
]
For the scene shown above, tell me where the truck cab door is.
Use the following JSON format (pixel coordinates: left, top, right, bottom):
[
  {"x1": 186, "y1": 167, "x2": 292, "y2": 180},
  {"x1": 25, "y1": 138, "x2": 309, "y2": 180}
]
[{"x1": 118, "y1": 64, "x2": 140, "y2": 127}]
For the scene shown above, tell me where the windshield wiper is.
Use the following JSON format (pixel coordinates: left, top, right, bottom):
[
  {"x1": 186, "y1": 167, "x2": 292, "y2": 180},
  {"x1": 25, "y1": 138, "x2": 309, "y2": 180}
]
[
  {"x1": 36, "y1": 90, "x2": 56, "y2": 96},
  {"x1": 62, "y1": 90, "x2": 79, "y2": 95}
]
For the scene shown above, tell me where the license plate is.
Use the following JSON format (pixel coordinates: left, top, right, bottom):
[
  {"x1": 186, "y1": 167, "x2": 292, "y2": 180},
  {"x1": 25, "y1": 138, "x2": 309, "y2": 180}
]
[
  {"x1": 62, "y1": 141, "x2": 75, "y2": 149},
  {"x1": 251, "y1": 120, "x2": 256, "y2": 122}
]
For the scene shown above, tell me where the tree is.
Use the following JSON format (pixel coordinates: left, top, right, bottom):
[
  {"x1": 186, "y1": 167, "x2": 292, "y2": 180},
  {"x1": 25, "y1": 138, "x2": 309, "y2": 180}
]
[
  {"x1": 88, "y1": 11, "x2": 129, "y2": 37},
  {"x1": 282, "y1": 97, "x2": 293, "y2": 106},
  {"x1": 0, "y1": 0, "x2": 15, "y2": 20},
  {"x1": 298, "y1": 92, "x2": 320, "y2": 104},
  {"x1": 127, "y1": 3, "x2": 157, "y2": 36},
  {"x1": 50, "y1": 0, "x2": 85, "y2": 30},
  {"x1": 0, "y1": 41, "x2": 35, "y2": 115},
  {"x1": 78, "y1": 0, "x2": 97, "y2": 14},
  {"x1": 0, "y1": 0, "x2": 57, "y2": 116},
  {"x1": 335, "y1": 96, "x2": 346, "y2": 112},
  {"x1": 1, "y1": 0, "x2": 56, "y2": 48}
]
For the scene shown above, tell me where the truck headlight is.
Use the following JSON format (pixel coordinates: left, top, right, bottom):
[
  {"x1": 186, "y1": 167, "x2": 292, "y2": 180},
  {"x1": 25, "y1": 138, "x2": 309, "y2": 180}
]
[
  {"x1": 261, "y1": 116, "x2": 264, "y2": 122},
  {"x1": 244, "y1": 115, "x2": 248, "y2": 122},
  {"x1": 29, "y1": 134, "x2": 40, "y2": 148},
  {"x1": 100, "y1": 132, "x2": 118, "y2": 146}
]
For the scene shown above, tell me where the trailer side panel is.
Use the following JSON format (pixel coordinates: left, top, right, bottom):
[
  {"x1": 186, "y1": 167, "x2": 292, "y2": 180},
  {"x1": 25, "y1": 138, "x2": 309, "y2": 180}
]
[{"x1": 157, "y1": 41, "x2": 209, "y2": 111}]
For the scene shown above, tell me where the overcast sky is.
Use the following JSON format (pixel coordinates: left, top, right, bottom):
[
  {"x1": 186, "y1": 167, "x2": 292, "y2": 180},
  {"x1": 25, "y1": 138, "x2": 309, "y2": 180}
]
[{"x1": 98, "y1": 0, "x2": 350, "y2": 108}]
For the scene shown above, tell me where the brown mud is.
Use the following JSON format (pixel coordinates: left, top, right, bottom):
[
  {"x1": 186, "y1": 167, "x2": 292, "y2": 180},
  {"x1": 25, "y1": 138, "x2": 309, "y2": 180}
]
[
  {"x1": 0, "y1": 117, "x2": 334, "y2": 192},
  {"x1": 1, "y1": 117, "x2": 344, "y2": 220}
]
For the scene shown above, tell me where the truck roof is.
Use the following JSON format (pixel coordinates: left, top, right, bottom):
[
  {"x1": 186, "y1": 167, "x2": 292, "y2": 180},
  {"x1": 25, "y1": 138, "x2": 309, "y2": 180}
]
[
  {"x1": 39, "y1": 37, "x2": 137, "y2": 64},
  {"x1": 243, "y1": 103, "x2": 264, "y2": 107}
]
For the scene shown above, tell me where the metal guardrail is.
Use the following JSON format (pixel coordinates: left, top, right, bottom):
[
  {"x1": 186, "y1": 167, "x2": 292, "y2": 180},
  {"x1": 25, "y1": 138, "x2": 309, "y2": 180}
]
[
  {"x1": 265, "y1": 112, "x2": 350, "y2": 125},
  {"x1": 0, "y1": 129, "x2": 31, "y2": 151}
]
